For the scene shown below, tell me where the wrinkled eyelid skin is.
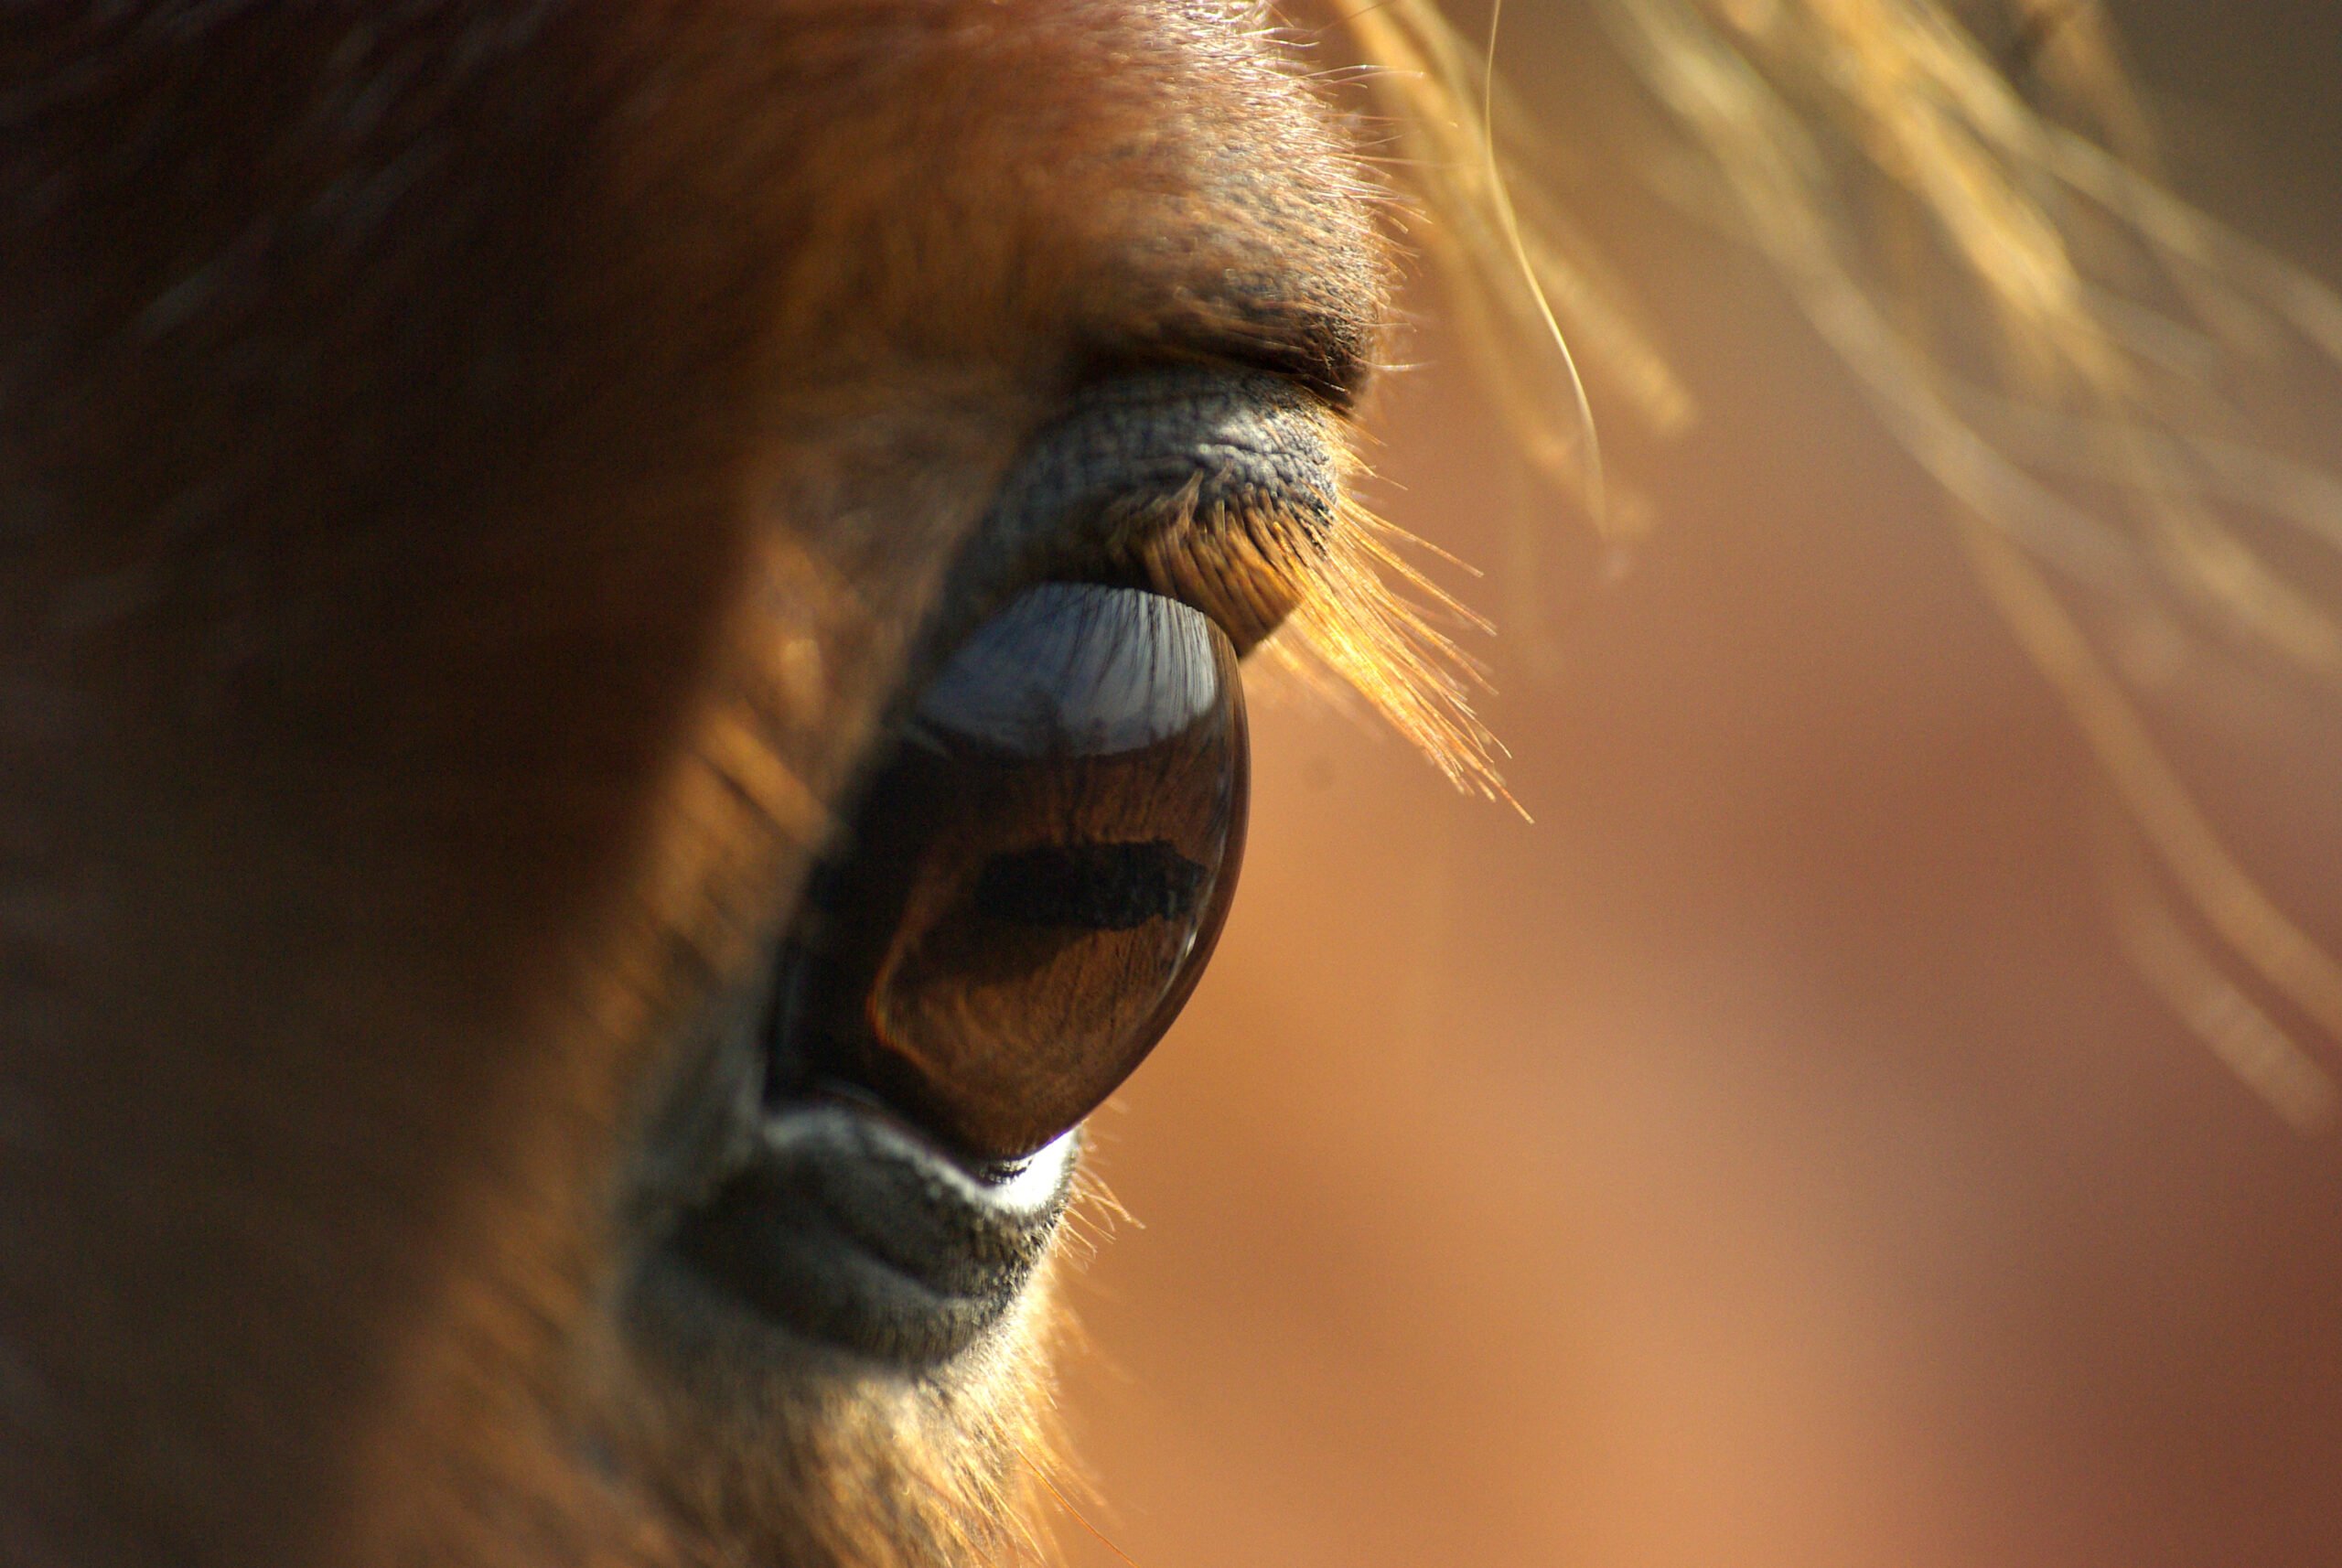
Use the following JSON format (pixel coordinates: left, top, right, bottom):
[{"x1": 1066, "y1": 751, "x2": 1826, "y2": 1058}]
[
  {"x1": 0, "y1": 3, "x2": 1389, "y2": 1565},
  {"x1": 924, "y1": 366, "x2": 1348, "y2": 665}
]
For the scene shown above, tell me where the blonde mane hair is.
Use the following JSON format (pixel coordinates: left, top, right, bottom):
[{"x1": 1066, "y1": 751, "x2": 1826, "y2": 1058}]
[{"x1": 1316, "y1": 0, "x2": 2342, "y2": 1127}]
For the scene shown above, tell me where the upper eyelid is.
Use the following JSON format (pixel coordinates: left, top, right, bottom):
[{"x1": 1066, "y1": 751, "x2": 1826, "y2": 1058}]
[
  {"x1": 1090, "y1": 284, "x2": 1385, "y2": 416},
  {"x1": 1151, "y1": 314, "x2": 1377, "y2": 412},
  {"x1": 911, "y1": 360, "x2": 1503, "y2": 807},
  {"x1": 989, "y1": 367, "x2": 1346, "y2": 652},
  {"x1": 996, "y1": 368, "x2": 1508, "y2": 804},
  {"x1": 880, "y1": 367, "x2": 1342, "y2": 760}
]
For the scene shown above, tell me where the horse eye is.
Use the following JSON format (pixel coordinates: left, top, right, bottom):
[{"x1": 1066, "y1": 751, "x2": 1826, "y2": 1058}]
[{"x1": 768, "y1": 582, "x2": 1249, "y2": 1165}]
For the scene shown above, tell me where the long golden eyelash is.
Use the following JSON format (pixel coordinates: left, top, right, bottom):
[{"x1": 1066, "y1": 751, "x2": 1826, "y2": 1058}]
[
  {"x1": 1104, "y1": 453, "x2": 1515, "y2": 811},
  {"x1": 1262, "y1": 489, "x2": 1515, "y2": 806}
]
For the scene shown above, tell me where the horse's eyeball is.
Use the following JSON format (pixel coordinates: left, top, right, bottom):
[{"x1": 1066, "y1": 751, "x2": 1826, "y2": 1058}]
[{"x1": 771, "y1": 582, "x2": 1249, "y2": 1165}]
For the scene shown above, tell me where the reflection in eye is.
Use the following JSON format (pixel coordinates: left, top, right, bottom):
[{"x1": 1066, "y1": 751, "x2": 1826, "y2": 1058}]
[{"x1": 769, "y1": 584, "x2": 1249, "y2": 1165}]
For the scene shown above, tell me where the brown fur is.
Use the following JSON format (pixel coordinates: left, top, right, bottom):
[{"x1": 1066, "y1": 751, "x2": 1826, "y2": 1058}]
[{"x1": 0, "y1": 4, "x2": 1388, "y2": 1563}]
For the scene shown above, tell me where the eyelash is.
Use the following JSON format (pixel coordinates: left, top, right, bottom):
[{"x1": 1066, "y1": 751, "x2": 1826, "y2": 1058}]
[{"x1": 1099, "y1": 455, "x2": 1513, "y2": 809}]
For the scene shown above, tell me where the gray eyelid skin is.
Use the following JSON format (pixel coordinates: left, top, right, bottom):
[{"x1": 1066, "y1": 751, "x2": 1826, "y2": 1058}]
[{"x1": 909, "y1": 364, "x2": 1342, "y2": 671}]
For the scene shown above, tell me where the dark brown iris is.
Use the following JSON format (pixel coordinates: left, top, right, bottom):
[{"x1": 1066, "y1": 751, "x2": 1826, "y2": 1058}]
[{"x1": 770, "y1": 584, "x2": 1248, "y2": 1164}]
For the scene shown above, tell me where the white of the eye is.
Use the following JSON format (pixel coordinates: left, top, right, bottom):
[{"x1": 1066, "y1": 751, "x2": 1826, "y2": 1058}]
[{"x1": 757, "y1": 1104, "x2": 1080, "y2": 1215}]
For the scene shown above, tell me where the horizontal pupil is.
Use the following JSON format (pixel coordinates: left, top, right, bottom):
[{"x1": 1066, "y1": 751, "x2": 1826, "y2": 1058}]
[{"x1": 972, "y1": 840, "x2": 1209, "y2": 931}]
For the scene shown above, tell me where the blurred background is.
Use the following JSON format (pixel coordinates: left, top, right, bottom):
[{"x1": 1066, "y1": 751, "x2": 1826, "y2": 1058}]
[{"x1": 1058, "y1": 5, "x2": 2342, "y2": 1565}]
